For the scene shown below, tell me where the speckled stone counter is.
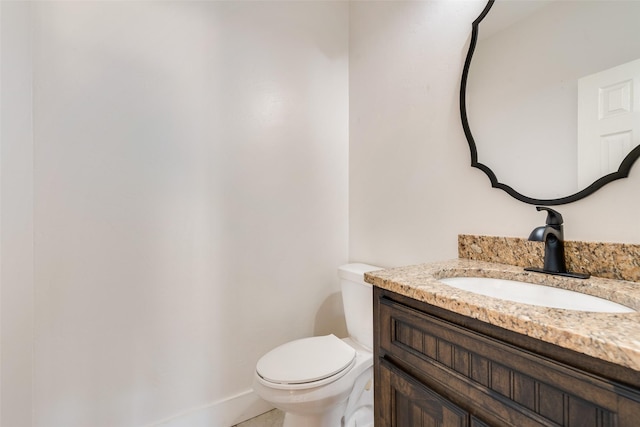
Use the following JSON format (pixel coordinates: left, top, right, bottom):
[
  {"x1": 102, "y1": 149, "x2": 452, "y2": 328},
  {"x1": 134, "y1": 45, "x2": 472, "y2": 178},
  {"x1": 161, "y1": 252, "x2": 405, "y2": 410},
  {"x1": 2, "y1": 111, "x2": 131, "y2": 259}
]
[{"x1": 364, "y1": 258, "x2": 640, "y2": 372}]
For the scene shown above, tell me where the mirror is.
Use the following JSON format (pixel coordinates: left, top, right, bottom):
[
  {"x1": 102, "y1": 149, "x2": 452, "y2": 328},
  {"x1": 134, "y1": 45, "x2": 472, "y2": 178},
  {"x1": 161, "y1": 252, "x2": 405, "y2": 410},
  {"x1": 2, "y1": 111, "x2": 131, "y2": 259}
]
[{"x1": 461, "y1": 0, "x2": 640, "y2": 205}]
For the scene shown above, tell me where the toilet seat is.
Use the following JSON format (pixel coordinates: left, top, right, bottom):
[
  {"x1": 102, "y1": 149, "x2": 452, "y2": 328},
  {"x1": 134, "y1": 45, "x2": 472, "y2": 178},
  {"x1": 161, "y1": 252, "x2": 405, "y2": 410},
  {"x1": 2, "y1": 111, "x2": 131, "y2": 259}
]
[{"x1": 256, "y1": 334, "x2": 356, "y2": 390}]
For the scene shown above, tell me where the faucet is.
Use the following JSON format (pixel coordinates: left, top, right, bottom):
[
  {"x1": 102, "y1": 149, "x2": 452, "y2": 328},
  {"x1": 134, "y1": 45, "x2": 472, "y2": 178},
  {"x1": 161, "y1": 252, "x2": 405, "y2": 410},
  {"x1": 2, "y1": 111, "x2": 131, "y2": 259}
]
[{"x1": 524, "y1": 207, "x2": 590, "y2": 279}]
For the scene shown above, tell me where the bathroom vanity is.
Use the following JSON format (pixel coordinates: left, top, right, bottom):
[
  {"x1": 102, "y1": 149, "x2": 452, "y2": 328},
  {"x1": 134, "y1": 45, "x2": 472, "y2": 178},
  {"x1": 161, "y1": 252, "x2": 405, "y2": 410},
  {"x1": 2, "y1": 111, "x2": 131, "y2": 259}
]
[{"x1": 366, "y1": 259, "x2": 640, "y2": 426}]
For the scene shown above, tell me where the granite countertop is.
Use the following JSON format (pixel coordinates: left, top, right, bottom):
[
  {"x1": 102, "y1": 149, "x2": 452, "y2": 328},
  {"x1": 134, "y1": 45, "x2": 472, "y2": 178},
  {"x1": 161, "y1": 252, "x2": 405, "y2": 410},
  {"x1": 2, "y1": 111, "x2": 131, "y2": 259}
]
[{"x1": 365, "y1": 258, "x2": 640, "y2": 372}]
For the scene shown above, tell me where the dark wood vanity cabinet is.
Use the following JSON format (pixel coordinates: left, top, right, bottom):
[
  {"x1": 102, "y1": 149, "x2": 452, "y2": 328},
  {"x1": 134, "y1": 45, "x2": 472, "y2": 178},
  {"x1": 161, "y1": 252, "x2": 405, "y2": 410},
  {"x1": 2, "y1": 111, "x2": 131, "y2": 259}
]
[{"x1": 374, "y1": 288, "x2": 640, "y2": 427}]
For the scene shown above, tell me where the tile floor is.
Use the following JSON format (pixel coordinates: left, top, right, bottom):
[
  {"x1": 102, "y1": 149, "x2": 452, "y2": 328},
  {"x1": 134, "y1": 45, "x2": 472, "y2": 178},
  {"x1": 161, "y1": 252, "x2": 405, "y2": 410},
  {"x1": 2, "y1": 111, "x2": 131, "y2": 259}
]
[{"x1": 233, "y1": 409, "x2": 284, "y2": 427}]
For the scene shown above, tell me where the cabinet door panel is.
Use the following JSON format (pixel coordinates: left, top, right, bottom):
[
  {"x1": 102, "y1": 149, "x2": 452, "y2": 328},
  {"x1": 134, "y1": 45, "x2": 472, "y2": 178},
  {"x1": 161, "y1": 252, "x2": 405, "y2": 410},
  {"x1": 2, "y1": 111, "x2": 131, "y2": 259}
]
[{"x1": 378, "y1": 358, "x2": 469, "y2": 427}]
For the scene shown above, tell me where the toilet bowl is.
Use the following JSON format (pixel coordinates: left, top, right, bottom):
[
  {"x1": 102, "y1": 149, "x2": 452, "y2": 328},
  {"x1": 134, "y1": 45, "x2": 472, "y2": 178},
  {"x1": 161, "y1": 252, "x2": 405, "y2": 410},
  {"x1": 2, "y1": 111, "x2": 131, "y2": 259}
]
[{"x1": 252, "y1": 263, "x2": 381, "y2": 427}]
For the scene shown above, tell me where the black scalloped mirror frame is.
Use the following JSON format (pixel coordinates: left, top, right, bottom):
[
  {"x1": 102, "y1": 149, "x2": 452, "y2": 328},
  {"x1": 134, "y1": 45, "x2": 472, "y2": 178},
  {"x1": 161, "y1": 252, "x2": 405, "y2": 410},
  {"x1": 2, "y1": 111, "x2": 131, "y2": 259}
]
[{"x1": 460, "y1": 0, "x2": 640, "y2": 205}]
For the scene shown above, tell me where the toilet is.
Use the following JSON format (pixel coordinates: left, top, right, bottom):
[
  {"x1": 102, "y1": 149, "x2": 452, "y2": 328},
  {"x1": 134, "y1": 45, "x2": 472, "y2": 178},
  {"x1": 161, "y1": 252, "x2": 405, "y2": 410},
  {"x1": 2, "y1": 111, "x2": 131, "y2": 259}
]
[{"x1": 252, "y1": 263, "x2": 382, "y2": 427}]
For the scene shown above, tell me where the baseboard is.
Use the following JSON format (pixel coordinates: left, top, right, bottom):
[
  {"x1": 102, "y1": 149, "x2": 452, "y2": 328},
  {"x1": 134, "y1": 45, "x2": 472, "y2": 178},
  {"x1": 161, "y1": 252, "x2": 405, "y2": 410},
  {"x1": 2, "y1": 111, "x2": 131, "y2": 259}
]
[{"x1": 149, "y1": 389, "x2": 274, "y2": 427}]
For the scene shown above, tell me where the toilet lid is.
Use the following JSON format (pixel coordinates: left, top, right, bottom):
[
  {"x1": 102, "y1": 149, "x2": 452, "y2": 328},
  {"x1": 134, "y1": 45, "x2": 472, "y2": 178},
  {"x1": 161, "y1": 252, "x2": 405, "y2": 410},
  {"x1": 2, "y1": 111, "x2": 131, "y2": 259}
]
[{"x1": 256, "y1": 334, "x2": 356, "y2": 385}]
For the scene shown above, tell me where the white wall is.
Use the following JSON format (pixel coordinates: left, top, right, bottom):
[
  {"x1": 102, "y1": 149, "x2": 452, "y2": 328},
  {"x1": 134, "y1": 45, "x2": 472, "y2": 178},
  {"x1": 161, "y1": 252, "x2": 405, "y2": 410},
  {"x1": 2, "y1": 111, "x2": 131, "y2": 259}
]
[
  {"x1": 1, "y1": 3, "x2": 35, "y2": 427},
  {"x1": 349, "y1": 0, "x2": 640, "y2": 269},
  {"x1": 2, "y1": 1, "x2": 348, "y2": 426}
]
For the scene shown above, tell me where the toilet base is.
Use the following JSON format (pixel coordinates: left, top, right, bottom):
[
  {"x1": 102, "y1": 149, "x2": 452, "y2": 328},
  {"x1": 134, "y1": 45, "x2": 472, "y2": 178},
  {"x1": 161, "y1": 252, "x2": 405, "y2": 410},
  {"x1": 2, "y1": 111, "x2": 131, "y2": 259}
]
[
  {"x1": 282, "y1": 402, "x2": 346, "y2": 427},
  {"x1": 279, "y1": 368, "x2": 374, "y2": 427},
  {"x1": 281, "y1": 404, "x2": 374, "y2": 427}
]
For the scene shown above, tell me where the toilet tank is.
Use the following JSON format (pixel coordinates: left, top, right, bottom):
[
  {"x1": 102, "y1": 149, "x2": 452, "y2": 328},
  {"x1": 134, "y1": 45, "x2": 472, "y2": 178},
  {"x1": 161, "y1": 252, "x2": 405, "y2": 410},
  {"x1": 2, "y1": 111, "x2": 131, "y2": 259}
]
[{"x1": 338, "y1": 263, "x2": 382, "y2": 350}]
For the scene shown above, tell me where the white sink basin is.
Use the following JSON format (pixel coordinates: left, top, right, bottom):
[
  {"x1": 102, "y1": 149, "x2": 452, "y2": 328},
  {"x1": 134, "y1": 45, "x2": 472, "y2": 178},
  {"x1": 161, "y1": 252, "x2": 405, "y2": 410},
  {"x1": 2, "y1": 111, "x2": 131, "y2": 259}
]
[{"x1": 439, "y1": 277, "x2": 635, "y2": 313}]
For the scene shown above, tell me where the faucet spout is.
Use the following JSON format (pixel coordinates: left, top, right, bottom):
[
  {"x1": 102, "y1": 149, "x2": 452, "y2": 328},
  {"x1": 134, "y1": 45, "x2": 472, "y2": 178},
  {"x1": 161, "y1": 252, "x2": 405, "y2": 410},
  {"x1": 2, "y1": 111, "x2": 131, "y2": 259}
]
[{"x1": 527, "y1": 225, "x2": 547, "y2": 242}]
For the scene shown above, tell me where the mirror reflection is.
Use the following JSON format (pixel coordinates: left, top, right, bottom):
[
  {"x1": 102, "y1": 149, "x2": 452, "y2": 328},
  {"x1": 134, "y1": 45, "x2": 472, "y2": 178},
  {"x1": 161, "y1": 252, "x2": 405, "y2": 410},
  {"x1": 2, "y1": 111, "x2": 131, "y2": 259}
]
[{"x1": 466, "y1": 0, "x2": 640, "y2": 201}]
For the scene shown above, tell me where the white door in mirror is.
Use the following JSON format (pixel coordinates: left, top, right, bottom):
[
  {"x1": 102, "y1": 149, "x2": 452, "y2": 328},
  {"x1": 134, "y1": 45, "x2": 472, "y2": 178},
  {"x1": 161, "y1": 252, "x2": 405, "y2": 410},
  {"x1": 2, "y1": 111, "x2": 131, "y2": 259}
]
[{"x1": 578, "y1": 57, "x2": 640, "y2": 188}]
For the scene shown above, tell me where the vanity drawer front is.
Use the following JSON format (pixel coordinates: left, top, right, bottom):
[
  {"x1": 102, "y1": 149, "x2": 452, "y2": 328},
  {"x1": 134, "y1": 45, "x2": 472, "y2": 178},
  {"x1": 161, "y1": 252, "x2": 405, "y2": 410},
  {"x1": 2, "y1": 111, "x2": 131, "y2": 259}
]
[{"x1": 378, "y1": 296, "x2": 639, "y2": 427}]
